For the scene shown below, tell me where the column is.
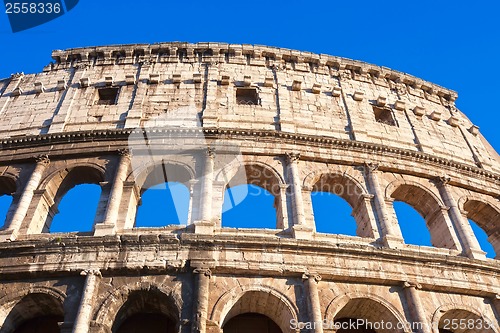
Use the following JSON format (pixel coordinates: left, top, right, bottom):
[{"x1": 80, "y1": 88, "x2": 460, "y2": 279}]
[
  {"x1": 364, "y1": 163, "x2": 403, "y2": 247},
  {"x1": 402, "y1": 282, "x2": 431, "y2": 333},
  {"x1": 491, "y1": 295, "x2": 500, "y2": 323},
  {"x1": 72, "y1": 270, "x2": 101, "y2": 333},
  {"x1": 192, "y1": 268, "x2": 211, "y2": 333},
  {"x1": 303, "y1": 273, "x2": 323, "y2": 333},
  {"x1": 0, "y1": 155, "x2": 50, "y2": 241},
  {"x1": 95, "y1": 149, "x2": 131, "y2": 236},
  {"x1": 195, "y1": 148, "x2": 215, "y2": 234},
  {"x1": 287, "y1": 153, "x2": 312, "y2": 239},
  {"x1": 435, "y1": 176, "x2": 485, "y2": 259}
]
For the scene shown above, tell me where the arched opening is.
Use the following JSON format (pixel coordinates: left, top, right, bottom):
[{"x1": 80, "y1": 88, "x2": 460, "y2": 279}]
[
  {"x1": 223, "y1": 313, "x2": 282, "y2": 333},
  {"x1": 135, "y1": 163, "x2": 192, "y2": 228},
  {"x1": 310, "y1": 173, "x2": 372, "y2": 237},
  {"x1": 0, "y1": 176, "x2": 16, "y2": 229},
  {"x1": 222, "y1": 184, "x2": 276, "y2": 229},
  {"x1": 390, "y1": 184, "x2": 457, "y2": 250},
  {"x1": 311, "y1": 192, "x2": 357, "y2": 236},
  {"x1": 469, "y1": 219, "x2": 496, "y2": 259},
  {"x1": 136, "y1": 182, "x2": 190, "y2": 227},
  {"x1": 2, "y1": 293, "x2": 64, "y2": 333},
  {"x1": 112, "y1": 289, "x2": 178, "y2": 333},
  {"x1": 393, "y1": 201, "x2": 432, "y2": 247},
  {"x1": 40, "y1": 166, "x2": 104, "y2": 233},
  {"x1": 221, "y1": 164, "x2": 282, "y2": 229},
  {"x1": 49, "y1": 184, "x2": 101, "y2": 233},
  {"x1": 221, "y1": 290, "x2": 295, "y2": 333},
  {"x1": 463, "y1": 199, "x2": 500, "y2": 259},
  {"x1": 438, "y1": 309, "x2": 495, "y2": 333},
  {"x1": 332, "y1": 298, "x2": 405, "y2": 333}
]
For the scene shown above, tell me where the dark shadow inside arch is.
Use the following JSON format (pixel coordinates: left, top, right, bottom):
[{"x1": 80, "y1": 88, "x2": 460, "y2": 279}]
[
  {"x1": 334, "y1": 317, "x2": 377, "y2": 333},
  {"x1": 463, "y1": 199, "x2": 499, "y2": 259},
  {"x1": 222, "y1": 184, "x2": 277, "y2": 229},
  {"x1": 112, "y1": 289, "x2": 179, "y2": 333},
  {"x1": 135, "y1": 182, "x2": 189, "y2": 227},
  {"x1": 311, "y1": 191, "x2": 357, "y2": 236},
  {"x1": 438, "y1": 309, "x2": 495, "y2": 333},
  {"x1": 45, "y1": 166, "x2": 104, "y2": 233},
  {"x1": 223, "y1": 313, "x2": 282, "y2": 333},
  {"x1": 3, "y1": 293, "x2": 64, "y2": 333},
  {"x1": 393, "y1": 201, "x2": 432, "y2": 247},
  {"x1": 50, "y1": 184, "x2": 101, "y2": 233},
  {"x1": 135, "y1": 163, "x2": 192, "y2": 228}
]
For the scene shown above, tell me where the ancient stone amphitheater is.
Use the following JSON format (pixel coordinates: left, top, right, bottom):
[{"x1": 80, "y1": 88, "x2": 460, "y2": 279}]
[{"x1": 0, "y1": 42, "x2": 499, "y2": 333}]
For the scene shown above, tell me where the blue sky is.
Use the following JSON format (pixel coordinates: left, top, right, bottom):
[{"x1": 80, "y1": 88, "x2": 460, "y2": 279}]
[{"x1": 0, "y1": 0, "x2": 498, "y2": 257}]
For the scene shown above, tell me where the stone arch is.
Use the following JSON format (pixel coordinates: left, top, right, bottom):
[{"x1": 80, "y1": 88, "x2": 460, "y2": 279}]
[
  {"x1": 385, "y1": 180, "x2": 458, "y2": 250},
  {"x1": 457, "y1": 195, "x2": 500, "y2": 257},
  {"x1": 431, "y1": 304, "x2": 498, "y2": 333},
  {"x1": 210, "y1": 284, "x2": 299, "y2": 333},
  {"x1": 93, "y1": 282, "x2": 182, "y2": 332},
  {"x1": 324, "y1": 292, "x2": 410, "y2": 333},
  {"x1": 303, "y1": 169, "x2": 368, "y2": 197},
  {"x1": 218, "y1": 161, "x2": 286, "y2": 229},
  {"x1": 28, "y1": 163, "x2": 106, "y2": 234},
  {"x1": 126, "y1": 159, "x2": 196, "y2": 191},
  {"x1": 0, "y1": 286, "x2": 67, "y2": 333}
]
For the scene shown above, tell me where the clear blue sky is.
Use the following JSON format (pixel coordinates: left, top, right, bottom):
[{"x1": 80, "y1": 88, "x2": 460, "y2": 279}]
[{"x1": 0, "y1": 0, "x2": 498, "y2": 257}]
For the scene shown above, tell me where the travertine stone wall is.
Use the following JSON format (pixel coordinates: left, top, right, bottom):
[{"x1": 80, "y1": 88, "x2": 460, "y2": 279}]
[{"x1": 0, "y1": 43, "x2": 499, "y2": 333}]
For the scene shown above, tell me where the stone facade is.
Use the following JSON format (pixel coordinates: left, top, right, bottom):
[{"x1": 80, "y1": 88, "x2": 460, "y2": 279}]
[{"x1": 0, "y1": 42, "x2": 499, "y2": 333}]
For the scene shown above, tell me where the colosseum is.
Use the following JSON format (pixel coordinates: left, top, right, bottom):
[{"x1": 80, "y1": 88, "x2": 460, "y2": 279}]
[{"x1": 0, "y1": 42, "x2": 498, "y2": 333}]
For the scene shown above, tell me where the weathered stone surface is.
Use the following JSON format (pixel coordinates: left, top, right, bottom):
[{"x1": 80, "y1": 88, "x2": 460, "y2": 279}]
[{"x1": 0, "y1": 42, "x2": 499, "y2": 333}]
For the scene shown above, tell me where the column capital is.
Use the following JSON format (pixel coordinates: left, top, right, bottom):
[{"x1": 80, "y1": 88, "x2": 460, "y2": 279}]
[
  {"x1": 364, "y1": 162, "x2": 379, "y2": 172},
  {"x1": 35, "y1": 154, "x2": 50, "y2": 165},
  {"x1": 434, "y1": 175, "x2": 451, "y2": 186},
  {"x1": 193, "y1": 267, "x2": 212, "y2": 277},
  {"x1": 286, "y1": 152, "x2": 301, "y2": 162},
  {"x1": 207, "y1": 147, "x2": 216, "y2": 158},
  {"x1": 118, "y1": 148, "x2": 131, "y2": 158},
  {"x1": 80, "y1": 269, "x2": 102, "y2": 277},
  {"x1": 302, "y1": 272, "x2": 322, "y2": 282},
  {"x1": 402, "y1": 281, "x2": 422, "y2": 290}
]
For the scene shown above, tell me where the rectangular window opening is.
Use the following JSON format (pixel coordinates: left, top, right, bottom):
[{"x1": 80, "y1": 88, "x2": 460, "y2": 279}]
[
  {"x1": 97, "y1": 87, "x2": 119, "y2": 105},
  {"x1": 373, "y1": 106, "x2": 396, "y2": 126},
  {"x1": 236, "y1": 88, "x2": 259, "y2": 106}
]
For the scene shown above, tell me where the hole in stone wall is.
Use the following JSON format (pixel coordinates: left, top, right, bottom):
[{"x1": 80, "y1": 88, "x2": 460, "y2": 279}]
[
  {"x1": 393, "y1": 201, "x2": 432, "y2": 247},
  {"x1": 0, "y1": 194, "x2": 13, "y2": 228},
  {"x1": 222, "y1": 184, "x2": 276, "y2": 229},
  {"x1": 311, "y1": 191, "x2": 357, "y2": 236},
  {"x1": 236, "y1": 88, "x2": 259, "y2": 105},
  {"x1": 469, "y1": 219, "x2": 496, "y2": 258},
  {"x1": 135, "y1": 182, "x2": 190, "y2": 228},
  {"x1": 373, "y1": 106, "x2": 396, "y2": 126},
  {"x1": 49, "y1": 184, "x2": 101, "y2": 233},
  {"x1": 96, "y1": 87, "x2": 119, "y2": 105}
]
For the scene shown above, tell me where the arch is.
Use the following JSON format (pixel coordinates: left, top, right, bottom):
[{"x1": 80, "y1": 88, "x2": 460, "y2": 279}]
[
  {"x1": 31, "y1": 164, "x2": 105, "y2": 234},
  {"x1": 308, "y1": 171, "x2": 374, "y2": 238},
  {"x1": 385, "y1": 180, "x2": 458, "y2": 250},
  {"x1": 325, "y1": 293, "x2": 410, "y2": 333},
  {"x1": 210, "y1": 284, "x2": 299, "y2": 333},
  {"x1": 0, "y1": 175, "x2": 17, "y2": 196},
  {"x1": 431, "y1": 304, "x2": 498, "y2": 333},
  {"x1": 126, "y1": 159, "x2": 195, "y2": 190},
  {"x1": 0, "y1": 287, "x2": 67, "y2": 333},
  {"x1": 93, "y1": 282, "x2": 182, "y2": 332},
  {"x1": 457, "y1": 195, "x2": 500, "y2": 257},
  {"x1": 220, "y1": 162, "x2": 285, "y2": 229}
]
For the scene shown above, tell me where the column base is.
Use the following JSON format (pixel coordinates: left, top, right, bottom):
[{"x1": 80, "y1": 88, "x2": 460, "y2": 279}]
[
  {"x1": 193, "y1": 220, "x2": 215, "y2": 234},
  {"x1": 464, "y1": 247, "x2": 486, "y2": 260},
  {"x1": 381, "y1": 235, "x2": 404, "y2": 249},
  {"x1": 0, "y1": 229, "x2": 16, "y2": 242},
  {"x1": 93, "y1": 224, "x2": 116, "y2": 236},
  {"x1": 292, "y1": 225, "x2": 314, "y2": 240}
]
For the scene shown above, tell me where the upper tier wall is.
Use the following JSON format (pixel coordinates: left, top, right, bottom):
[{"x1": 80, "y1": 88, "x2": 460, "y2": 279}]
[{"x1": 0, "y1": 42, "x2": 498, "y2": 173}]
